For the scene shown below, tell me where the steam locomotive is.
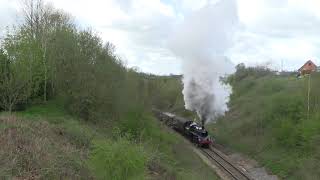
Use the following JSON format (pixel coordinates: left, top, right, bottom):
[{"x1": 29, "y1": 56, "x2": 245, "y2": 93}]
[{"x1": 153, "y1": 109, "x2": 213, "y2": 148}]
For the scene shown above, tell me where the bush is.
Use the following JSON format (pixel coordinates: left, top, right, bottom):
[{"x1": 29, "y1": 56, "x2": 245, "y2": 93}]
[
  {"x1": 58, "y1": 120, "x2": 95, "y2": 148},
  {"x1": 117, "y1": 111, "x2": 148, "y2": 139},
  {"x1": 88, "y1": 139, "x2": 147, "y2": 180}
]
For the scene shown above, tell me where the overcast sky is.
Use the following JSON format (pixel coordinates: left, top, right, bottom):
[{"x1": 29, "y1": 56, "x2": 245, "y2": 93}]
[{"x1": 1, "y1": 0, "x2": 320, "y2": 74}]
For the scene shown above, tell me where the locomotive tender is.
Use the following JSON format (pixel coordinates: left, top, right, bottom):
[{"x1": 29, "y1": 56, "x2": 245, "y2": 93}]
[{"x1": 153, "y1": 109, "x2": 213, "y2": 148}]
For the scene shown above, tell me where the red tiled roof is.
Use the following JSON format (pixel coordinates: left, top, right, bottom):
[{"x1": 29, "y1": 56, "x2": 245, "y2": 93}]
[{"x1": 298, "y1": 60, "x2": 317, "y2": 71}]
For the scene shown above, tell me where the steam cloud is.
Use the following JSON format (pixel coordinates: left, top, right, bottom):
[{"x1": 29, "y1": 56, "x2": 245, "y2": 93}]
[{"x1": 169, "y1": 0, "x2": 239, "y2": 124}]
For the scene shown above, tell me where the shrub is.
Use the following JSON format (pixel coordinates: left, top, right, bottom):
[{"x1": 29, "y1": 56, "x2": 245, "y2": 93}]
[
  {"x1": 88, "y1": 139, "x2": 147, "y2": 180},
  {"x1": 117, "y1": 111, "x2": 147, "y2": 139},
  {"x1": 58, "y1": 120, "x2": 95, "y2": 148}
]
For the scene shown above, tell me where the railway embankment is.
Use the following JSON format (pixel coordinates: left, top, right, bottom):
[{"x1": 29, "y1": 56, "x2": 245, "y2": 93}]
[
  {"x1": 0, "y1": 102, "x2": 219, "y2": 179},
  {"x1": 210, "y1": 68, "x2": 320, "y2": 179}
]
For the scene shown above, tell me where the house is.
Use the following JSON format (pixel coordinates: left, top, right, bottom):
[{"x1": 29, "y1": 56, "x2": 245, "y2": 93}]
[{"x1": 298, "y1": 60, "x2": 317, "y2": 76}]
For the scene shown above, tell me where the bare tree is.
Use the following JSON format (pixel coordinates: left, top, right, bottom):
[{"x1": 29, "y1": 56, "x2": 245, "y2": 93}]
[{"x1": 20, "y1": 0, "x2": 73, "y2": 102}]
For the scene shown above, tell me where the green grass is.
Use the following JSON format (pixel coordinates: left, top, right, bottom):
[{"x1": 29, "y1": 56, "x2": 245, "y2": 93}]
[
  {"x1": 210, "y1": 71, "x2": 320, "y2": 179},
  {"x1": 88, "y1": 139, "x2": 147, "y2": 180},
  {"x1": 17, "y1": 100, "x2": 70, "y2": 123}
]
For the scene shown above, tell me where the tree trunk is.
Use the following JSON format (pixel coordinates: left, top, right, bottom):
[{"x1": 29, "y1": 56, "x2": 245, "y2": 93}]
[
  {"x1": 43, "y1": 43, "x2": 47, "y2": 102},
  {"x1": 8, "y1": 105, "x2": 12, "y2": 114},
  {"x1": 44, "y1": 67, "x2": 47, "y2": 102}
]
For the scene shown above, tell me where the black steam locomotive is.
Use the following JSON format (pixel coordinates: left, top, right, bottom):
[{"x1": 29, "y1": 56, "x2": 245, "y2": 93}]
[{"x1": 153, "y1": 110, "x2": 213, "y2": 148}]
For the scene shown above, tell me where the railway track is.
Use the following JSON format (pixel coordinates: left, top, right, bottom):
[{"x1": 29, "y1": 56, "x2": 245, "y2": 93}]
[
  {"x1": 200, "y1": 147, "x2": 252, "y2": 180},
  {"x1": 153, "y1": 110, "x2": 253, "y2": 180}
]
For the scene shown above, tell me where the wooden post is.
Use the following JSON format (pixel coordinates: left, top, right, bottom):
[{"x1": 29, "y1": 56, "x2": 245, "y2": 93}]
[{"x1": 307, "y1": 73, "x2": 311, "y2": 120}]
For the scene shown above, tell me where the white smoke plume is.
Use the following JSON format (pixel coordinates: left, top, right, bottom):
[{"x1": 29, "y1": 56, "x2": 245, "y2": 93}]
[{"x1": 169, "y1": 0, "x2": 239, "y2": 124}]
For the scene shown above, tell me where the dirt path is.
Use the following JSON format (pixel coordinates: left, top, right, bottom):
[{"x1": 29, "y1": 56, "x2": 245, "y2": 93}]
[
  {"x1": 212, "y1": 143, "x2": 279, "y2": 180},
  {"x1": 222, "y1": 151, "x2": 278, "y2": 180}
]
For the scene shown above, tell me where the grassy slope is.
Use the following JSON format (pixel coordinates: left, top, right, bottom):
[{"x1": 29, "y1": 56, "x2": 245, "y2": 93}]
[
  {"x1": 210, "y1": 72, "x2": 320, "y2": 179},
  {"x1": 0, "y1": 102, "x2": 218, "y2": 179}
]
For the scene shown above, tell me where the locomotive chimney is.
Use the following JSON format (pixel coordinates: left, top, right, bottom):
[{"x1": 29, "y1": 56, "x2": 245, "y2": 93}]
[{"x1": 200, "y1": 114, "x2": 206, "y2": 128}]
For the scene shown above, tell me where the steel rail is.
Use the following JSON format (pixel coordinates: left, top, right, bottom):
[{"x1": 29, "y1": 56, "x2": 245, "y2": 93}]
[
  {"x1": 210, "y1": 146, "x2": 252, "y2": 180},
  {"x1": 209, "y1": 147, "x2": 252, "y2": 180},
  {"x1": 201, "y1": 148, "x2": 241, "y2": 180}
]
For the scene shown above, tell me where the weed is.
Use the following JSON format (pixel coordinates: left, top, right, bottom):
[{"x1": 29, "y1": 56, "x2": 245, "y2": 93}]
[{"x1": 88, "y1": 138, "x2": 147, "y2": 180}]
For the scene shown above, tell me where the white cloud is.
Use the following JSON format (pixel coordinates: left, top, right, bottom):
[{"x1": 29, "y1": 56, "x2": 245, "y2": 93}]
[
  {"x1": 1, "y1": 0, "x2": 320, "y2": 73},
  {"x1": 0, "y1": 0, "x2": 19, "y2": 37},
  {"x1": 46, "y1": 0, "x2": 129, "y2": 26},
  {"x1": 231, "y1": 0, "x2": 320, "y2": 70}
]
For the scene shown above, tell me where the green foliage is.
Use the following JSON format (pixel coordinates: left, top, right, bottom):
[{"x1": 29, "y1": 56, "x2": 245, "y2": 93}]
[
  {"x1": 18, "y1": 101, "x2": 96, "y2": 148},
  {"x1": 211, "y1": 64, "x2": 320, "y2": 179},
  {"x1": 60, "y1": 120, "x2": 95, "y2": 148},
  {"x1": 147, "y1": 75, "x2": 185, "y2": 111},
  {"x1": 118, "y1": 111, "x2": 149, "y2": 139},
  {"x1": 0, "y1": 1, "x2": 151, "y2": 123},
  {"x1": 0, "y1": 1, "x2": 219, "y2": 179},
  {"x1": 229, "y1": 63, "x2": 274, "y2": 84},
  {"x1": 88, "y1": 139, "x2": 147, "y2": 180},
  {"x1": 18, "y1": 100, "x2": 67, "y2": 119},
  {"x1": 8, "y1": 99, "x2": 218, "y2": 179},
  {"x1": 0, "y1": 0, "x2": 190, "y2": 122},
  {"x1": 0, "y1": 37, "x2": 37, "y2": 112}
]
